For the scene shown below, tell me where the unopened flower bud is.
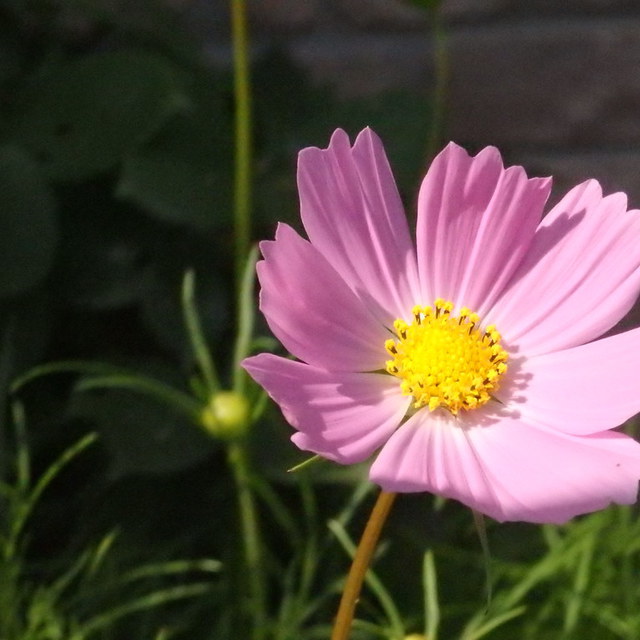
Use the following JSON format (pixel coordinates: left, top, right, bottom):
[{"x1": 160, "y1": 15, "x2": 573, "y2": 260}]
[{"x1": 201, "y1": 391, "x2": 250, "y2": 440}]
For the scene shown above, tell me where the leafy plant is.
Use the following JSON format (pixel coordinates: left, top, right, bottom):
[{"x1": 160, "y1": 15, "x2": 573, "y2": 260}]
[{"x1": 0, "y1": 400, "x2": 220, "y2": 639}]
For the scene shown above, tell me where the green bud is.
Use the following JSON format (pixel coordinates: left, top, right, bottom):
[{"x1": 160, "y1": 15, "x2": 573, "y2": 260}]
[{"x1": 200, "y1": 391, "x2": 250, "y2": 440}]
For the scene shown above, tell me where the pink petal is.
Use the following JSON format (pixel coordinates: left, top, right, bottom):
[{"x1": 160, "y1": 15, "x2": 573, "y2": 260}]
[
  {"x1": 242, "y1": 353, "x2": 410, "y2": 464},
  {"x1": 370, "y1": 410, "x2": 499, "y2": 511},
  {"x1": 488, "y1": 180, "x2": 640, "y2": 356},
  {"x1": 298, "y1": 128, "x2": 419, "y2": 322},
  {"x1": 370, "y1": 411, "x2": 640, "y2": 523},
  {"x1": 416, "y1": 143, "x2": 551, "y2": 314},
  {"x1": 506, "y1": 327, "x2": 640, "y2": 435},
  {"x1": 258, "y1": 223, "x2": 389, "y2": 372}
]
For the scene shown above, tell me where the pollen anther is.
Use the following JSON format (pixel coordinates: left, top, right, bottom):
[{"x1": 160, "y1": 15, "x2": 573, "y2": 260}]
[{"x1": 385, "y1": 300, "x2": 508, "y2": 415}]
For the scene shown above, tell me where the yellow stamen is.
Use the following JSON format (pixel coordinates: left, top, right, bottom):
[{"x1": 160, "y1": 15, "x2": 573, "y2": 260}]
[{"x1": 385, "y1": 299, "x2": 508, "y2": 415}]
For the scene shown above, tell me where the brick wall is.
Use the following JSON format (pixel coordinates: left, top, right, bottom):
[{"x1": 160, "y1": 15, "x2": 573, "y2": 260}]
[{"x1": 194, "y1": 0, "x2": 640, "y2": 205}]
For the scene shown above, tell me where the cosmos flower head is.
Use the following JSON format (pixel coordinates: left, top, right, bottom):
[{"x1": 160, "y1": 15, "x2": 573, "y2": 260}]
[{"x1": 243, "y1": 128, "x2": 640, "y2": 524}]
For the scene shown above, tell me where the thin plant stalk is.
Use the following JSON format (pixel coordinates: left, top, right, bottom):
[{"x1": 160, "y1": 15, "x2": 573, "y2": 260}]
[
  {"x1": 230, "y1": 0, "x2": 252, "y2": 289},
  {"x1": 331, "y1": 491, "x2": 397, "y2": 640},
  {"x1": 228, "y1": 2, "x2": 264, "y2": 637},
  {"x1": 227, "y1": 441, "x2": 266, "y2": 640},
  {"x1": 426, "y1": 3, "x2": 448, "y2": 160}
]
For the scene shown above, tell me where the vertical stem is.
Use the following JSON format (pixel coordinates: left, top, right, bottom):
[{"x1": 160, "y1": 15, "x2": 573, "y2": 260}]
[
  {"x1": 426, "y1": 5, "x2": 448, "y2": 160},
  {"x1": 229, "y1": 2, "x2": 262, "y2": 636},
  {"x1": 230, "y1": 0, "x2": 252, "y2": 290},
  {"x1": 331, "y1": 491, "x2": 397, "y2": 640},
  {"x1": 227, "y1": 441, "x2": 266, "y2": 640}
]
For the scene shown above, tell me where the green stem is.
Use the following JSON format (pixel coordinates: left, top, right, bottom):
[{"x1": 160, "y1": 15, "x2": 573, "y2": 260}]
[
  {"x1": 228, "y1": 3, "x2": 262, "y2": 636},
  {"x1": 231, "y1": 0, "x2": 252, "y2": 291},
  {"x1": 426, "y1": 5, "x2": 448, "y2": 159},
  {"x1": 331, "y1": 491, "x2": 397, "y2": 640},
  {"x1": 227, "y1": 441, "x2": 266, "y2": 640},
  {"x1": 182, "y1": 270, "x2": 220, "y2": 395},
  {"x1": 232, "y1": 245, "x2": 259, "y2": 393}
]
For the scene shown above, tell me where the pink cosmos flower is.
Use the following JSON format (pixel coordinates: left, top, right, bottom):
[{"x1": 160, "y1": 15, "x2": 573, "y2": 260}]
[{"x1": 242, "y1": 128, "x2": 640, "y2": 523}]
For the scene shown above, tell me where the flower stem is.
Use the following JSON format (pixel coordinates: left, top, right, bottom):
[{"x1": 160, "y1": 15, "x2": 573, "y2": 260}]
[
  {"x1": 230, "y1": 0, "x2": 252, "y2": 291},
  {"x1": 331, "y1": 490, "x2": 397, "y2": 640},
  {"x1": 426, "y1": 4, "x2": 448, "y2": 160},
  {"x1": 227, "y1": 441, "x2": 266, "y2": 640},
  {"x1": 229, "y1": 3, "x2": 262, "y2": 636}
]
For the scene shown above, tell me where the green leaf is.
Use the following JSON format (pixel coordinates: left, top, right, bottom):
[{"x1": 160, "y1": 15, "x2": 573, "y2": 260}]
[
  {"x1": 8, "y1": 429, "x2": 98, "y2": 552},
  {"x1": 66, "y1": 0, "x2": 202, "y2": 66},
  {"x1": 472, "y1": 509, "x2": 493, "y2": 607},
  {"x1": 0, "y1": 145, "x2": 57, "y2": 297},
  {"x1": 79, "y1": 583, "x2": 211, "y2": 636},
  {"x1": 52, "y1": 195, "x2": 151, "y2": 310},
  {"x1": 138, "y1": 244, "x2": 230, "y2": 361},
  {"x1": 68, "y1": 382, "x2": 214, "y2": 478},
  {"x1": 11, "y1": 51, "x2": 188, "y2": 181},
  {"x1": 117, "y1": 155, "x2": 231, "y2": 228},
  {"x1": 0, "y1": 293, "x2": 53, "y2": 377},
  {"x1": 182, "y1": 270, "x2": 219, "y2": 394},
  {"x1": 422, "y1": 551, "x2": 440, "y2": 640},
  {"x1": 116, "y1": 69, "x2": 233, "y2": 228}
]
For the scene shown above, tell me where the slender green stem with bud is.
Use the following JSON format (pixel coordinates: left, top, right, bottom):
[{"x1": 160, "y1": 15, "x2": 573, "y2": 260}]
[
  {"x1": 226, "y1": 2, "x2": 265, "y2": 638},
  {"x1": 331, "y1": 490, "x2": 397, "y2": 640}
]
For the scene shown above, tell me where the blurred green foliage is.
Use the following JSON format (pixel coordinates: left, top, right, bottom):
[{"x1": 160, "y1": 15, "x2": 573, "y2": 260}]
[
  {"x1": 3, "y1": 1, "x2": 640, "y2": 640},
  {"x1": 0, "y1": 0, "x2": 434, "y2": 636},
  {"x1": 0, "y1": 0, "x2": 432, "y2": 479},
  {"x1": 0, "y1": 404, "x2": 220, "y2": 640}
]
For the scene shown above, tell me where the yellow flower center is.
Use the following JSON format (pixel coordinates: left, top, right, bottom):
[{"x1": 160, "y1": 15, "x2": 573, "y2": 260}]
[{"x1": 385, "y1": 299, "x2": 508, "y2": 415}]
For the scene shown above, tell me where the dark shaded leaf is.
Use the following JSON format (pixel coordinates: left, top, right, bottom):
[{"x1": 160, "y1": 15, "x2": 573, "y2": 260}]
[
  {"x1": 139, "y1": 241, "x2": 230, "y2": 362},
  {"x1": 118, "y1": 156, "x2": 231, "y2": 229},
  {"x1": 0, "y1": 145, "x2": 57, "y2": 297},
  {"x1": 69, "y1": 383, "x2": 215, "y2": 478},
  {"x1": 117, "y1": 69, "x2": 233, "y2": 228},
  {"x1": 11, "y1": 51, "x2": 188, "y2": 181},
  {"x1": 53, "y1": 189, "x2": 152, "y2": 310}
]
